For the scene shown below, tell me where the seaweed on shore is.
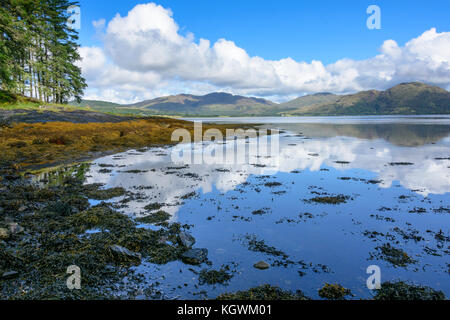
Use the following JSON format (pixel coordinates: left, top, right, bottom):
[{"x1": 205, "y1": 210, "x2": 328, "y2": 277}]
[
  {"x1": 373, "y1": 243, "x2": 416, "y2": 267},
  {"x1": 307, "y1": 194, "x2": 350, "y2": 205},
  {"x1": 318, "y1": 283, "x2": 352, "y2": 300},
  {"x1": 199, "y1": 265, "x2": 234, "y2": 285},
  {"x1": 135, "y1": 211, "x2": 171, "y2": 224},
  {"x1": 83, "y1": 183, "x2": 126, "y2": 200},
  {"x1": 0, "y1": 165, "x2": 188, "y2": 299},
  {"x1": 374, "y1": 282, "x2": 445, "y2": 300},
  {"x1": 217, "y1": 284, "x2": 310, "y2": 300}
]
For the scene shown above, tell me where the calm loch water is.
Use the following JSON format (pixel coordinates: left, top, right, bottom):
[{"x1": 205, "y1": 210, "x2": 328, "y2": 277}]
[{"x1": 84, "y1": 116, "x2": 450, "y2": 299}]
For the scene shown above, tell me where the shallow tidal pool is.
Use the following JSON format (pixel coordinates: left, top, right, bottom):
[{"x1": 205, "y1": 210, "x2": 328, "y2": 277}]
[{"x1": 76, "y1": 116, "x2": 448, "y2": 299}]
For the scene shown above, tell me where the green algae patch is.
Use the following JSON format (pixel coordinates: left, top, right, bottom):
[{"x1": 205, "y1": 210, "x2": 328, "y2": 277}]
[
  {"x1": 251, "y1": 208, "x2": 270, "y2": 215},
  {"x1": 217, "y1": 284, "x2": 310, "y2": 300},
  {"x1": 180, "y1": 192, "x2": 197, "y2": 200},
  {"x1": 199, "y1": 266, "x2": 233, "y2": 285},
  {"x1": 147, "y1": 243, "x2": 186, "y2": 265},
  {"x1": 83, "y1": 184, "x2": 126, "y2": 200},
  {"x1": 144, "y1": 202, "x2": 165, "y2": 211},
  {"x1": 374, "y1": 282, "x2": 446, "y2": 300},
  {"x1": 308, "y1": 195, "x2": 350, "y2": 204},
  {"x1": 318, "y1": 283, "x2": 352, "y2": 300},
  {"x1": 244, "y1": 234, "x2": 288, "y2": 259},
  {"x1": 376, "y1": 243, "x2": 416, "y2": 267},
  {"x1": 136, "y1": 211, "x2": 171, "y2": 224},
  {"x1": 67, "y1": 206, "x2": 135, "y2": 233},
  {"x1": 264, "y1": 182, "x2": 282, "y2": 188}
]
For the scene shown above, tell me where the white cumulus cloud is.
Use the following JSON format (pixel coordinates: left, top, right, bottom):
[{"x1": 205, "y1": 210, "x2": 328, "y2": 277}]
[{"x1": 78, "y1": 2, "x2": 450, "y2": 103}]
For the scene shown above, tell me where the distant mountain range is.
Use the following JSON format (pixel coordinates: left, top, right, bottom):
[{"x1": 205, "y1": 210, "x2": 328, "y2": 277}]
[
  {"x1": 284, "y1": 82, "x2": 450, "y2": 116},
  {"x1": 73, "y1": 82, "x2": 450, "y2": 117}
]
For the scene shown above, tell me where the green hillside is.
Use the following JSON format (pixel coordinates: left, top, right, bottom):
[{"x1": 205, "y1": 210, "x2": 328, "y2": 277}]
[
  {"x1": 70, "y1": 82, "x2": 450, "y2": 117},
  {"x1": 280, "y1": 93, "x2": 339, "y2": 110},
  {"x1": 286, "y1": 83, "x2": 450, "y2": 116},
  {"x1": 127, "y1": 92, "x2": 280, "y2": 116},
  {"x1": 71, "y1": 100, "x2": 121, "y2": 108}
]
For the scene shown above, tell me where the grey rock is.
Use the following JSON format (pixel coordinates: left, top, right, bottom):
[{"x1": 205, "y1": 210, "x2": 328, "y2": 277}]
[
  {"x1": 0, "y1": 228, "x2": 9, "y2": 241},
  {"x1": 181, "y1": 248, "x2": 208, "y2": 265},
  {"x1": 254, "y1": 261, "x2": 270, "y2": 270},
  {"x1": 9, "y1": 223, "x2": 24, "y2": 235},
  {"x1": 109, "y1": 245, "x2": 142, "y2": 263},
  {"x1": 179, "y1": 231, "x2": 196, "y2": 248}
]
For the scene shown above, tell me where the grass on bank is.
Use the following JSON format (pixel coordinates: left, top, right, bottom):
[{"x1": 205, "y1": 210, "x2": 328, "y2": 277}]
[
  {"x1": 0, "y1": 90, "x2": 184, "y2": 118},
  {"x1": 0, "y1": 90, "x2": 87, "y2": 112}
]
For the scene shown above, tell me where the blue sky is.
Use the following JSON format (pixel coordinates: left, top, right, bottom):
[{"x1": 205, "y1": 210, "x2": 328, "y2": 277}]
[
  {"x1": 76, "y1": 1, "x2": 450, "y2": 103},
  {"x1": 78, "y1": 0, "x2": 450, "y2": 63}
]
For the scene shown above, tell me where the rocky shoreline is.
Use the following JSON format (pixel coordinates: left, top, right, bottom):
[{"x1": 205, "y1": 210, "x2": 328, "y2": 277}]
[
  {"x1": 0, "y1": 111, "x2": 447, "y2": 300},
  {"x1": 0, "y1": 161, "x2": 446, "y2": 300},
  {"x1": 0, "y1": 161, "x2": 214, "y2": 299}
]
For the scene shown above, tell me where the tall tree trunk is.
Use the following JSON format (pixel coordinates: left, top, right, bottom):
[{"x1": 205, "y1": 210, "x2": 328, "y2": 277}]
[{"x1": 29, "y1": 51, "x2": 33, "y2": 98}]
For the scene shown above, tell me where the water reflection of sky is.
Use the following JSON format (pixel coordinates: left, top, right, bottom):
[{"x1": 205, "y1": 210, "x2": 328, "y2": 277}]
[{"x1": 85, "y1": 116, "x2": 450, "y2": 300}]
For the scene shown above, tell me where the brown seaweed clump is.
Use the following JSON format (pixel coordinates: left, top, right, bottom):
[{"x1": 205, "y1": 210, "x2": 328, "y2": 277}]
[
  {"x1": 374, "y1": 282, "x2": 446, "y2": 300},
  {"x1": 217, "y1": 284, "x2": 310, "y2": 300},
  {"x1": 308, "y1": 195, "x2": 350, "y2": 205},
  {"x1": 199, "y1": 266, "x2": 233, "y2": 285},
  {"x1": 376, "y1": 243, "x2": 416, "y2": 267},
  {"x1": 318, "y1": 283, "x2": 352, "y2": 300}
]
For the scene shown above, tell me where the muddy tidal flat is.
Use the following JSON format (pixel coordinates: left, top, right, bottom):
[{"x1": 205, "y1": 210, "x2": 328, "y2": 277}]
[{"x1": 1, "y1": 116, "x2": 449, "y2": 300}]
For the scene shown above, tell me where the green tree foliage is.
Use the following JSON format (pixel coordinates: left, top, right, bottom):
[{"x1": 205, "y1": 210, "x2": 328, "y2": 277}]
[{"x1": 0, "y1": 0, "x2": 86, "y2": 103}]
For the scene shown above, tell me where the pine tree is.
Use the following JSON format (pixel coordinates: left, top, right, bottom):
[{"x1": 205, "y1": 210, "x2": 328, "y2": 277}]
[{"x1": 0, "y1": 0, "x2": 86, "y2": 103}]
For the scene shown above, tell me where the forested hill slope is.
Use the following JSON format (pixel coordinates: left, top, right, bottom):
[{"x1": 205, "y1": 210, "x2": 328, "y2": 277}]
[{"x1": 284, "y1": 83, "x2": 450, "y2": 116}]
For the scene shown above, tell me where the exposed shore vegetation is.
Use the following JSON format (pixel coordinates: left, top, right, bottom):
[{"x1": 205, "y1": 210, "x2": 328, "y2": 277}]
[
  {"x1": 0, "y1": 169, "x2": 194, "y2": 299},
  {"x1": 0, "y1": 111, "x2": 243, "y2": 170}
]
